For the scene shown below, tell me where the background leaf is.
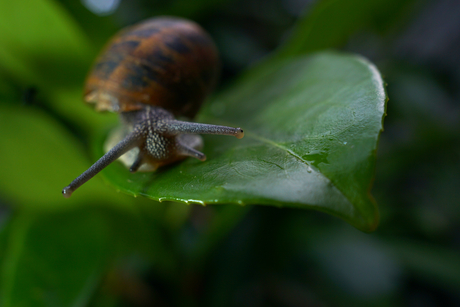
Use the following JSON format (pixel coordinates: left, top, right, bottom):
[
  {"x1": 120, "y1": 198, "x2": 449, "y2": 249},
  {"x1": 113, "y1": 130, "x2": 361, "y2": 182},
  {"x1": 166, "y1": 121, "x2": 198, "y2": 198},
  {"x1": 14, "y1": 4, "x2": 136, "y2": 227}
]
[
  {"x1": 0, "y1": 0, "x2": 93, "y2": 88},
  {"x1": 0, "y1": 206, "x2": 170, "y2": 307},
  {"x1": 1, "y1": 211, "x2": 108, "y2": 307},
  {"x1": 0, "y1": 0, "x2": 118, "y2": 134},
  {"x1": 94, "y1": 52, "x2": 386, "y2": 231},
  {"x1": 0, "y1": 104, "x2": 127, "y2": 210},
  {"x1": 274, "y1": 0, "x2": 416, "y2": 59}
]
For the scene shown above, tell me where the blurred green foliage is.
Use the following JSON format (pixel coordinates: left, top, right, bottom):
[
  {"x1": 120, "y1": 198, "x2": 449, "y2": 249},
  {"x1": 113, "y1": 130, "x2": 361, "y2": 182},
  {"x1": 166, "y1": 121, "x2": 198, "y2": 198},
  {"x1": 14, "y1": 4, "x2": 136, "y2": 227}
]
[{"x1": 0, "y1": 0, "x2": 459, "y2": 306}]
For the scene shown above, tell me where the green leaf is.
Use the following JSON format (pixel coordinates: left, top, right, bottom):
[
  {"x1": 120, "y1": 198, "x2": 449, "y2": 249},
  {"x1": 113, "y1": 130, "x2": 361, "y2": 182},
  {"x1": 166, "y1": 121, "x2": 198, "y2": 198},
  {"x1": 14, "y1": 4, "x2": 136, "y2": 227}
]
[
  {"x1": 0, "y1": 206, "x2": 169, "y2": 307},
  {"x1": 1, "y1": 211, "x2": 107, "y2": 307},
  {"x1": 0, "y1": 0, "x2": 93, "y2": 88},
  {"x1": 0, "y1": 104, "x2": 127, "y2": 210},
  {"x1": 94, "y1": 52, "x2": 386, "y2": 231},
  {"x1": 0, "y1": 0, "x2": 115, "y2": 135},
  {"x1": 275, "y1": 0, "x2": 415, "y2": 59},
  {"x1": 55, "y1": 0, "x2": 119, "y2": 50}
]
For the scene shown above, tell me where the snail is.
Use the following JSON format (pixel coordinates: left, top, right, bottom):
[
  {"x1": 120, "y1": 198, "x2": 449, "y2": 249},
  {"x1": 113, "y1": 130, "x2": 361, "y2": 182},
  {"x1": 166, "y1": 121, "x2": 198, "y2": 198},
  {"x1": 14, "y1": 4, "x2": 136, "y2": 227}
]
[{"x1": 62, "y1": 17, "x2": 244, "y2": 198}]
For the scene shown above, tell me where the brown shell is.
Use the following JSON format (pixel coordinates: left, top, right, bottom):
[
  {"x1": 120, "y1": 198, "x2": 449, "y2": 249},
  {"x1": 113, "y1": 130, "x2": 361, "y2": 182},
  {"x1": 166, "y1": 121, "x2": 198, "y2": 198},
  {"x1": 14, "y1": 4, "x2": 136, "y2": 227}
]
[{"x1": 84, "y1": 17, "x2": 220, "y2": 119}]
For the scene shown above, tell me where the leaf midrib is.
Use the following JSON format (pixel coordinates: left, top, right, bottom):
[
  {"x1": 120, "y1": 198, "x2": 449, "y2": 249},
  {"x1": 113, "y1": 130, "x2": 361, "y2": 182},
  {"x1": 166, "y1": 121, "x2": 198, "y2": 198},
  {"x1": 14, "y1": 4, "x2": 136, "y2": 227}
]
[{"x1": 243, "y1": 131, "x2": 355, "y2": 209}]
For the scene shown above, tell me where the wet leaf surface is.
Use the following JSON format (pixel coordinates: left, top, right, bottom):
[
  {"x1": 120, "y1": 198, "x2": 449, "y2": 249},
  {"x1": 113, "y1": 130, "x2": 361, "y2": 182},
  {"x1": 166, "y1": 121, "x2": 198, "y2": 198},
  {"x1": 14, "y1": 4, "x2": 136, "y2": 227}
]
[{"x1": 95, "y1": 52, "x2": 386, "y2": 231}]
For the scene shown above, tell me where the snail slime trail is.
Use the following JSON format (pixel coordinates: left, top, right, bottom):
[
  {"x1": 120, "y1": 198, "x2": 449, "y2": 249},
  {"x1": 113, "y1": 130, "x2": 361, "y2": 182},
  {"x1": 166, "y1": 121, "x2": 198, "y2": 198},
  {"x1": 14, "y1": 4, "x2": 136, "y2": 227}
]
[{"x1": 62, "y1": 17, "x2": 244, "y2": 198}]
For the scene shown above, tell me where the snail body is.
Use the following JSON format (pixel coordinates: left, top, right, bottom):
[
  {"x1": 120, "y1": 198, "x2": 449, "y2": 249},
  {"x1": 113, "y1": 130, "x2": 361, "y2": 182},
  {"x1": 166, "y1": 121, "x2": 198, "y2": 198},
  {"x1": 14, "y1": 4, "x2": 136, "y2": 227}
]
[{"x1": 62, "y1": 17, "x2": 244, "y2": 198}]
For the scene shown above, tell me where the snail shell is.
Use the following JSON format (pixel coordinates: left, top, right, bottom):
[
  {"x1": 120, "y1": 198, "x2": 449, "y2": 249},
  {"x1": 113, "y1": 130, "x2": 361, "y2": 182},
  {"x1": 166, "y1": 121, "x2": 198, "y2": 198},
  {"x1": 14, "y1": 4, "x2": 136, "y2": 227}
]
[{"x1": 84, "y1": 17, "x2": 220, "y2": 119}]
